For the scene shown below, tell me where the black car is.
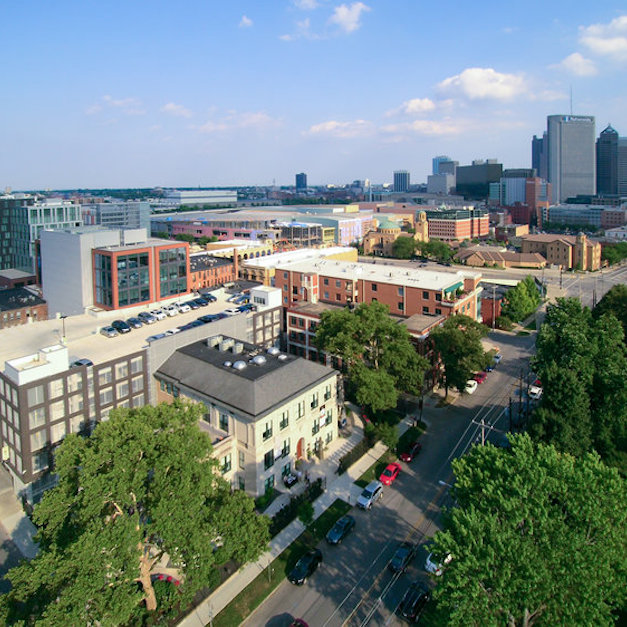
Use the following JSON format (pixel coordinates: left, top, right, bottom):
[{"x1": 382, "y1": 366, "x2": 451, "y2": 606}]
[
  {"x1": 288, "y1": 549, "x2": 322, "y2": 585},
  {"x1": 111, "y1": 319, "x2": 132, "y2": 334},
  {"x1": 399, "y1": 581, "x2": 431, "y2": 622},
  {"x1": 198, "y1": 314, "x2": 221, "y2": 324},
  {"x1": 389, "y1": 542, "x2": 417, "y2": 573},
  {"x1": 202, "y1": 293, "x2": 217, "y2": 302},
  {"x1": 126, "y1": 317, "x2": 143, "y2": 329},
  {"x1": 326, "y1": 515, "x2": 355, "y2": 545},
  {"x1": 70, "y1": 358, "x2": 93, "y2": 368}
]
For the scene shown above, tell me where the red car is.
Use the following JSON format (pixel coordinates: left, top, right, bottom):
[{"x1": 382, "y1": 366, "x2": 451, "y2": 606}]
[
  {"x1": 474, "y1": 371, "x2": 488, "y2": 384},
  {"x1": 400, "y1": 441, "x2": 422, "y2": 463},
  {"x1": 379, "y1": 462, "x2": 401, "y2": 486}
]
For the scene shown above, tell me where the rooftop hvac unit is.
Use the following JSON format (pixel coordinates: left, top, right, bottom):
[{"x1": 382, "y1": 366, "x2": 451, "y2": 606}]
[
  {"x1": 251, "y1": 355, "x2": 267, "y2": 366},
  {"x1": 232, "y1": 342, "x2": 244, "y2": 354},
  {"x1": 207, "y1": 335, "x2": 223, "y2": 348},
  {"x1": 219, "y1": 338, "x2": 235, "y2": 352},
  {"x1": 267, "y1": 347, "x2": 280, "y2": 356}
]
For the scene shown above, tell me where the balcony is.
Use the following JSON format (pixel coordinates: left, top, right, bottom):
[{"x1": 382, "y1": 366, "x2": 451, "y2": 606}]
[
  {"x1": 312, "y1": 424, "x2": 320, "y2": 436},
  {"x1": 262, "y1": 429, "x2": 273, "y2": 441}
]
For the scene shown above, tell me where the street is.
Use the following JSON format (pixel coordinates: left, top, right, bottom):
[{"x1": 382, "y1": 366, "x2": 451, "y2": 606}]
[{"x1": 242, "y1": 331, "x2": 536, "y2": 627}]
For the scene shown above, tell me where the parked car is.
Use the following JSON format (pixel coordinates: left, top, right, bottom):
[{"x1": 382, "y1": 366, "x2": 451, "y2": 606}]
[
  {"x1": 198, "y1": 314, "x2": 221, "y2": 324},
  {"x1": 474, "y1": 371, "x2": 488, "y2": 384},
  {"x1": 222, "y1": 308, "x2": 241, "y2": 316},
  {"x1": 164, "y1": 305, "x2": 179, "y2": 316},
  {"x1": 389, "y1": 542, "x2": 417, "y2": 573},
  {"x1": 146, "y1": 333, "x2": 166, "y2": 342},
  {"x1": 70, "y1": 358, "x2": 93, "y2": 368},
  {"x1": 425, "y1": 552, "x2": 452, "y2": 576},
  {"x1": 185, "y1": 300, "x2": 199, "y2": 310},
  {"x1": 379, "y1": 462, "x2": 401, "y2": 486},
  {"x1": 176, "y1": 302, "x2": 191, "y2": 313},
  {"x1": 126, "y1": 317, "x2": 143, "y2": 329},
  {"x1": 493, "y1": 353, "x2": 502, "y2": 364},
  {"x1": 111, "y1": 319, "x2": 131, "y2": 334},
  {"x1": 529, "y1": 384, "x2": 543, "y2": 400},
  {"x1": 164, "y1": 327, "x2": 181, "y2": 336},
  {"x1": 138, "y1": 312, "x2": 157, "y2": 324},
  {"x1": 203, "y1": 293, "x2": 217, "y2": 302},
  {"x1": 465, "y1": 380, "x2": 478, "y2": 395},
  {"x1": 357, "y1": 480, "x2": 383, "y2": 510},
  {"x1": 400, "y1": 441, "x2": 422, "y2": 463},
  {"x1": 399, "y1": 581, "x2": 431, "y2": 622},
  {"x1": 100, "y1": 326, "x2": 119, "y2": 338},
  {"x1": 288, "y1": 549, "x2": 322, "y2": 585},
  {"x1": 193, "y1": 297, "x2": 209, "y2": 307},
  {"x1": 325, "y1": 515, "x2": 355, "y2": 545},
  {"x1": 179, "y1": 320, "x2": 204, "y2": 331},
  {"x1": 237, "y1": 303, "x2": 257, "y2": 313},
  {"x1": 151, "y1": 309, "x2": 167, "y2": 320}
]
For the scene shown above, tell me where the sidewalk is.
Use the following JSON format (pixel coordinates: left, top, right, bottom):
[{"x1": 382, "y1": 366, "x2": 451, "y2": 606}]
[{"x1": 179, "y1": 408, "x2": 417, "y2": 627}]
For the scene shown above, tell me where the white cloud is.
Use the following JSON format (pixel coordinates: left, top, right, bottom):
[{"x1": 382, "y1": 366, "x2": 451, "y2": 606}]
[
  {"x1": 239, "y1": 15, "x2": 253, "y2": 28},
  {"x1": 579, "y1": 15, "x2": 627, "y2": 62},
  {"x1": 386, "y1": 97, "x2": 436, "y2": 117},
  {"x1": 161, "y1": 102, "x2": 193, "y2": 118},
  {"x1": 280, "y1": 17, "x2": 321, "y2": 41},
  {"x1": 381, "y1": 119, "x2": 460, "y2": 137},
  {"x1": 196, "y1": 110, "x2": 280, "y2": 133},
  {"x1": 328, "y1": 2, "x2": 370, "y2": 34},
  {"x1": 293, "y1": 0, "x2": 319, "y2": 9},
  {"x1": 551, "y1": 52, "x2": 598, "y2": 76},
  {"x1": 305, "y1": 119, "x2": 374, "y2": 138},
  {"x1": 437, "y1": 67, "x2": 526, "y2": 100},
  {"x1": 86, "y1": 95, "x2": 145, "y2": 116}
]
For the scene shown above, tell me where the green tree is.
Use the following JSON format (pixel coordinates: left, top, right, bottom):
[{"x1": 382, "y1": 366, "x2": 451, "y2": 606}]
[
  {"x1": 601, "y1": 241, "x2": 627, "y2": 266},
  {"x1": 174, "y1": 233, "x2": 196, "y2": 243},
  {"x1": 593, "y1": 283, "x2": 627, "y2": 340},
  {"x1": 500, "y1": 276, "x2": 540, "y2": 322},
  {"x1": 315, "y1": 302, "x2": 428, "y2": 413},
  {"x1": 375, "y1": 422, "x2": 399, "y2": 451},
  {"x1": 297, "y1": 501, "x2": 314, "y2": 527},
  {"x1": 430, "y1": 315, "x2": 488, "y2": 396},
  {"x1": 0, "y1": 402, "x2": 269, "y2": 625},
  {"x1": 431, "y1": 434, "x2": 627, "y2": 626},
  {"x1": 391, "y1": 236, "x2": 417, "y2": 259}
]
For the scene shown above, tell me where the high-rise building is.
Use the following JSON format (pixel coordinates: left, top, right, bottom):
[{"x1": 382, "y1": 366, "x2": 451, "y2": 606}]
[
  {"x1": 532, "y1": 132, "x2": 548, "y2": 180},
  {"x1": 619, "y1": 138, "x2": 627, "y2": 196},
  {"x1": 393, "y1": 170, "x2": 410, "y2": 193},
  {"x1": 546, "y1": 115, "x2": 595, "y2": 203},
  {"x1": 295, "y1": 172, "x2": 307, "y2": 190},
  {"x1": 455, "y1": 160, "x2": 503, "y2": 199},
  {"x1": 432, "y1": 155, "x2": 451, "y2": 175},
  {"x1": 596, "y1": 125, "x2": 619, "y2": 195},
  {"x1": 82, "y1": 202, "x2": 151, "y2": 231}
]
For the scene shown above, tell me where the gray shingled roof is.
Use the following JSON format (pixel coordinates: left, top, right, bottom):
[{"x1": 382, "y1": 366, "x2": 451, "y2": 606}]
[{"x1": 156, "y1": 340, "x2": 336, "y2": 420}]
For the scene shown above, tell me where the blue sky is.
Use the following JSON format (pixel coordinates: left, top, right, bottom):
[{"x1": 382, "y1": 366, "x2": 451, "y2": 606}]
[{"x1": 2, "y1": 1, "x2": 627, "y2": 189}]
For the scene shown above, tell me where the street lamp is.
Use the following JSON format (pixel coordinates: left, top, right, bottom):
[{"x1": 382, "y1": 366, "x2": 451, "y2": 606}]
[{"x1": 60, "y1": 314, "x2": 67, "y2": 344}]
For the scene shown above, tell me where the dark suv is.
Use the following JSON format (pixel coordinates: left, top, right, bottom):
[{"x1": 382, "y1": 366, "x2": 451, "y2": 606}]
[
  {"x1": 111, "y1": 320, "x2": 131, "y2": 334},
  {"x1": 288, "y1": 549, "x2": 322, "y2": 585},
  {"x1": 399, "y1": 581, "x2": 431, "y2": 622}
]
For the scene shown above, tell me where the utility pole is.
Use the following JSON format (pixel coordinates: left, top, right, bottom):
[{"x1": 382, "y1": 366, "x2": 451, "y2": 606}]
[{"x1": 492, "y1": 284, "x2": 496, "y2": 330}]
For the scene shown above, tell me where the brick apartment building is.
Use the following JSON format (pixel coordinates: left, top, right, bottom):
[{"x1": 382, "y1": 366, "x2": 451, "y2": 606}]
[{"x1": 425, "y1": 208, "x2": 489, "y2": 241}]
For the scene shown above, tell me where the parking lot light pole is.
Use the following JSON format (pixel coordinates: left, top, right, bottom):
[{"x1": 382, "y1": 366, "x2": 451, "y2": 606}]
[{"x1": 60, "y1": 314, "x2": 67, "y2": 344}]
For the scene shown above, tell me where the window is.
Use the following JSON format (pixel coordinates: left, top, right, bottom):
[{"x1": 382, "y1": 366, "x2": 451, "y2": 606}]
[
  {"x1": 98, "y1": 368, "x2": 113, "y2": 386},
  {"x1": 324, "y1": 384, "x2": 332, "y2": 401},
  {"x1": 325, "y1": 408, "x2": 333, "y2": 426},
  {"x1": 323, "y1": 291, "x2": 329, "y2": 299},
  {"x1": 239, "y1": 451, "x2": 245, "y2": 469},
  {"x1": 264, "y1": 474, "x2": 275, "y2": 492},
  {"x1": 435, "y1": 293, "x2": 442, "y2": 302},
  {"x1": 27, "y1": 385, "x2": 44, "y2": 407},
  {"x1": 100, "y1": 387, "x2": 113, "y2": 405},
  {"x1": 279, "y1": 411, "x2": 289, "y2": 430},
  {"x1": 435, "y1": 308, "x2": 442, "y2": 315},
  {"x1": 115, "y1": 362, "x2": 128, "y2": 379},
  {"x1": 131, "y1": 376, "x2": 143, "y2": 393},
  {"x1": 297, "y1": 400, "x2": 305, "y2": 419},
  {"x1": 326, "y1": 431, "x2": 333, "y2": 444},
  {"x1": 371, "y1": 283, "x2": 377, "y2": 292},
  {"x1": 130, "y1": 356, "x2": 143, "y2": 374},
  {"x1": 33, "y1": 451, "x2": 49, "y2": 472},
  {"x1": 50, "y1": 400, "x2": 64, "y2": 421},
  {"x1": 282, "y1": 462, "x2": 291, "y2": 477},
  {"x1": 238, "y1": 476, "x2": 245, "y2": 491},
  {"x1": 423, "y1": 291, "x2": 429, "y2": 299},
  {"x1": 423, "y1": 306, "x2": 430, "y2": 314},
  {"x1": 335, "y1": 280, "x2": 341, "y2": 288},
  {"x1": 398, "y1": 287, "x2": 404, "y2": 296},
  {"x1": 30, "y1": 429, "x2": 47, "y2": 452},
  {"x1": 67, "y1": 373, "x2": 82, "y2": 393},
  {"x1": 283, "y1": 272, "x2": 288, "y2": 279},
  {"x1": 398, "y1": 302, "x2": 404, "y2": 311},
  {"x1": 68, "y1": 394, "x2": 83, "y2": 414},
  {"x1": 116, "y1": 381, "x2": 129, "y2": 398},
  {"x1": 48, "y1": 379, "x2": 64, "y2": 399},
  {"x1": 310, "y1": 392, "x2": 319, "y2": 409},
  {"x1": 219, "y1": 413, "x2": 229, "y2": 432},
  {"x1": 29, "y1": 407, "x2": 46, "y2": 429},
  {"x1": 264, "y1": 450, "x2": 275, "y2": 470},
  {"x1": 323, "y1": 278, "x2": 329, "y2": 285},
  {"x1": 50, "y1": 421, "x2": 66, "y2": 444},
  {"x1": 221, "y1": 454, "x2": 232, "y2": 474},
  {"x1": 312, "y1": 418, "x2": 320, "y2": 435},
  {"x1": 263, "y1": 421, "x2": 273, "y2": 441},
  {"x1": 290, "y1": 316, "x2": 298, "y2": 326},
  {"x1": 335, "y1": 294, "x2": 341, "y2": 301}
]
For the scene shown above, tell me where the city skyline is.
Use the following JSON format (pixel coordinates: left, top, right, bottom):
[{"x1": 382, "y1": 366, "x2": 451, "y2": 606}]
[{"x1": 2, "y1": 2, "x2": 627, "y2": 190}]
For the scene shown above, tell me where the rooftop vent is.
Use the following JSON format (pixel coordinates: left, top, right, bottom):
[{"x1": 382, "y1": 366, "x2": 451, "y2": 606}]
[
  {"x1": 267, "y1": 347, "x2": 280, "y2": 356},
  {"x1": 232, "y1": 360, "x2": 247, "y2": 370},
  {"x1": 207, "y1": 335, "x2": 223, "y2": 348},
  {"x1": 278, "y1": 354, "x2": 288, "y2": 361},
  {"x1": 223, "y1": 361, "x2": 233, "y2": 368},
  {"x1": 251, "y1": 355, "x2": 267, "y2": 366}
]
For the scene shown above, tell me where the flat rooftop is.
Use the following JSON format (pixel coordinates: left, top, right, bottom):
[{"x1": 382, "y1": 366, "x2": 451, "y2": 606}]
[
  {"x1": 242, "y1": 247, "x2": 355, "y2": 269},
  {"x1": 0, "y1": 292, "x2": 238, "y2": 370},
  {"x1": 277, "y1": 259, "x2": 481, "y2": 291}
]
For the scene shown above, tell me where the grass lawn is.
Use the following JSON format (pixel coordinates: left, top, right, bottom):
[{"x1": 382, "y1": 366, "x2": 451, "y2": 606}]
[
  {"x1": 525, "y1": 319, "x2": 537, "y2": 330},
  {"x1": 354, "y1": 450, "x2": 396, "y2": 488},
  {"x1": 516, "y1": 330, "x2": 531, "y2": 336},
  {"x1": 213, "y1": 499, "x2": 351, "y2": 627}
]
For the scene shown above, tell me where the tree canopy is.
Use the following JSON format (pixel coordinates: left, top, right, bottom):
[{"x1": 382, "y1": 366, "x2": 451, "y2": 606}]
[
  {"x1": 391, "y1": 235, "x2": 417, "y2": 259},
  {"x1": 431, "y1": 434, "x2": 627, "y2": 626},
  {"x1": 592, "y1": 283, "x2": 627, "y2": 340},
  {"x1": 314, "y1": 301, "x2": 428, "y2": 413},
  {"x1": 500, "y1": 275, "x2": 541, "y2": 323},
  {"x1": 430, "y1": 314, "x2": 488, "y2": 396},
  {"x1": 0, "y1": 402, "x2": 269, "y2": 625},
  {"x1": 530, "y1": 297, "x2": 627, "y2": 472}
]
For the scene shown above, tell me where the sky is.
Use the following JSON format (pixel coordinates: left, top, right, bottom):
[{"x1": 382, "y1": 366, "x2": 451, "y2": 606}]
[{"x1": 2, "y1": 1, "x2": 627, "y2": 190}]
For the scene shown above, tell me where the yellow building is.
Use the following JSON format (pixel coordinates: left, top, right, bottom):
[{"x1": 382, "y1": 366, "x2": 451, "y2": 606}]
[
  {"x1": 519, "y1": 233, "x2": 601, "y2": 270},
  {"x1": 362, "y1": 212, "x2": 428, "y2": 256}
]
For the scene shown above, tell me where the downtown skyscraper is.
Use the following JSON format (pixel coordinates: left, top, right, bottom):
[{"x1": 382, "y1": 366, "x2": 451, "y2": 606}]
[{"x1": 546, "y1": 115, "x2": 596, "y2": 203}]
